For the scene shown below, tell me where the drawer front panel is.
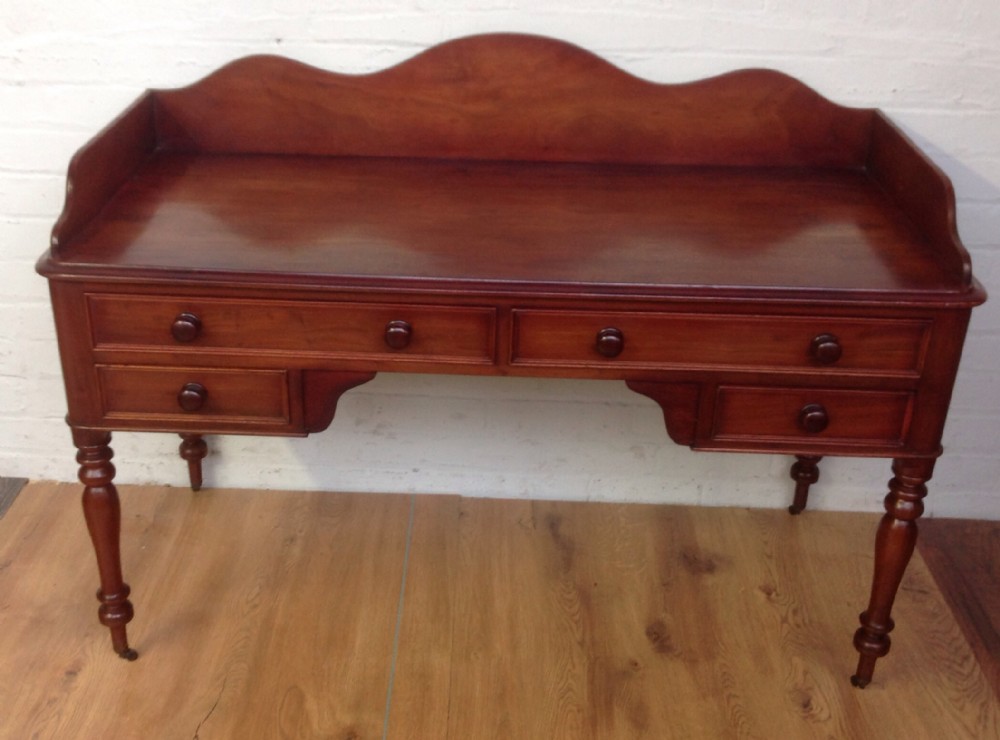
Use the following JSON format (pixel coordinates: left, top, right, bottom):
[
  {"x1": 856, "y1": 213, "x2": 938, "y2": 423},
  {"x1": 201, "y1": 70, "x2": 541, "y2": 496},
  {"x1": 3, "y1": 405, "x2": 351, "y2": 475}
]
[
  {"x1": 97, "y1": 365, "x2": 290, "y2": 423},
  {"x1": 89, "y1": 295, "x2": 496, "y2": 363},
  {"x1": 511, "y1": 310, "x2": 927, "y2": 374},
  {"x1": 712, "y1": 386, "x2": 912, "y2": 446}
]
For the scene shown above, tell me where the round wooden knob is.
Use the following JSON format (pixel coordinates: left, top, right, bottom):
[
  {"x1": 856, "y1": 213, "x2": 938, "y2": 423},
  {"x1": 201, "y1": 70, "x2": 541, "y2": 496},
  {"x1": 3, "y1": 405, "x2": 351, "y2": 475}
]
[
  {"x1": 177, "y1": 382, "x2": 208, "y2": 412},
  {"x1": 171, "y1": 313, "x2": 202, "y2": 342},
  {"x1": 798, "y1": 403, "x2": 829, "y2": 434},
  {"x1": 595, "y1": 327, "x2": 625, "y2": 358},
  {"x1": 809, "y1": 333, "x2": 842, "y2": 365},
  {"x1": 384, "y1": 320, "x2": 412, "y2": 350}
]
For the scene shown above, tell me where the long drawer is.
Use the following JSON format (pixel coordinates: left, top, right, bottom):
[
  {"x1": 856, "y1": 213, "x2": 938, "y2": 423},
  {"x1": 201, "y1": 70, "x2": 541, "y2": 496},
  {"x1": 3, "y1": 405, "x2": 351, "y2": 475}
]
[
  {"x1": 88, "y1": 295, "x2": 497, "y2": 364},
  {"x1": 511, "y1": 310, "x2": 928, "y2": 374}
]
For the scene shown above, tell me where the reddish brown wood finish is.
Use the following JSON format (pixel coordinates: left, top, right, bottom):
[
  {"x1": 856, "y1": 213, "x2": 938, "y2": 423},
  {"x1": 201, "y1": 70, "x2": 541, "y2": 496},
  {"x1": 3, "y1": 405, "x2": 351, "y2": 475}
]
[
  {"x1": 38, "y1": 35, "x2": 986, "y2": 687},
  {"x1": 302, "y1": 371, "x2": 377, "y2": 433},
  {"x1": 788, "y1": 455, "x2": 822, "y2": 514},
  {"x1": 179, "y1": 433, "x2": 207, "y2": 491},
  {"x1": 712, "y1": 386, "x2": 912, "y2": 447},
  {"x1": 89, "y1": 294, "x2": 496, "y2": 365},
  {"x1": 852, "y1": 457, "x2": 935, "y2": 687},
  {"x1": 73, "y1": 428, "x2": 137, "y2": 660},
  {"x1": 150, "y1": 35, "x2": 872, "y2": 167},
  {"x1": 624, "y1": 381, "x2": 702, "y2": 446},
  {"x1": 918, "y1": 518, "x2": 1000, "y2": 700},
  {"x1": 49, "y1": 94, "x2": 155, "y2": 254},
  {"x1": 44, "y1": 156, "x2": 963, "y2": 298}
]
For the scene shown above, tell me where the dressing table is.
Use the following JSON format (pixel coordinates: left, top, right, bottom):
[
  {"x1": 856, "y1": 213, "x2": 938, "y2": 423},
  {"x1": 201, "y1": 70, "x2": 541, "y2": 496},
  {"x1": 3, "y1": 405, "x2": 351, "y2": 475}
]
[{"x1": 37, "y1": 34, "x2": 986, "y2": 687}]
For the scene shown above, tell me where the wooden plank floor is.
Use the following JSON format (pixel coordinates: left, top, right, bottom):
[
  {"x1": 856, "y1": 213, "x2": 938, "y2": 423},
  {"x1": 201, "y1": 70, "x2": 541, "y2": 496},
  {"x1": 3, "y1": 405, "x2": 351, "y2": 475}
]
[
  {"x1": 0, "y1": 482, "x2": 997, "y2": 739},
  {"x1": 919, "y1": 518, "x2": 1000, "y2": 702}
]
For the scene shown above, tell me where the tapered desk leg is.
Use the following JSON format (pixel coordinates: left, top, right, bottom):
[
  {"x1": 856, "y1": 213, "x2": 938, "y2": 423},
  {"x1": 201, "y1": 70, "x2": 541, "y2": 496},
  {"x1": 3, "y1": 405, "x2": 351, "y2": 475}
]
[
  {"x1": 73, "y1": 428, "x2": 138, "y2": 660},
  {"x1": 179, "y1": 433, "x2": 208, "y2": 491},
  {"x1": 788, "y1": 455, "x2": 822, "y2": 514},
  {"x1": 851, "y1": 457, "x2": 933, "y2": 687}
]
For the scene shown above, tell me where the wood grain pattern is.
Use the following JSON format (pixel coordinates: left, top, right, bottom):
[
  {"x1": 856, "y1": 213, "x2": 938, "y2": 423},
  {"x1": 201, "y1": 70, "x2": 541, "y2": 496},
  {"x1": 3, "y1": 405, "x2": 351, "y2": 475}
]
[
  {"x1": 868, "y1": 112, "x2": 972, "y2": 285},
  {"x1": 384, "y1": 495, "x2": 458, "y2": 739},
  {"x1": 511, "y1": 310, "x2": 928, "y2": 373},
  {"x1": 0, "y1": 482, "x2": 410, "y2": 739},
  {"x1": 52, "y1": 155, "x2": 962, "y2": 299},
  {"x1": 88, "y1": 294, "x2": 497, "y2": 363},
  {"x1": 41, "y1": 34, "x2": 977, "y2": 294},
  {"x1": 388, "y1": 495, "x2": 999, "y2": 737},
  {"x1": 2, "y1": 482, "x2": 998, "y2": 738},
  {"x1": 711, "y1": 386, "x2": 912, "y2": 447},
  {"x1": 97, "y1": 365, "x2": 290, "y2": 422},
  {"x1": 919, "y1": 518, "x2": 1000, "y2": 701},
  {"x1": 48, "y1": 92, "x2": 156, "y2": 252},
  {"x1": 152, "y1": 35, "x2": 872, "y2": 167}
]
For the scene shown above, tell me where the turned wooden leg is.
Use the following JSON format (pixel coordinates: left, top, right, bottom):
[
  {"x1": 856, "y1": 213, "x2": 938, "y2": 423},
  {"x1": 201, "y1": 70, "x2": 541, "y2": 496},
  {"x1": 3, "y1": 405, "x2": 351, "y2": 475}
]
[
  {"x1": 851, "y1": 457, "x2": 933, "y2": 687},
  {"x1": 788, "y1": 455, "x2": 822, "y2": 514},
  {"x1": 73, "y1": 428, "x2": 138, "y2": 660},
  {"x1": 179, "y1": 433, "x2": 208, "y2": 491}
]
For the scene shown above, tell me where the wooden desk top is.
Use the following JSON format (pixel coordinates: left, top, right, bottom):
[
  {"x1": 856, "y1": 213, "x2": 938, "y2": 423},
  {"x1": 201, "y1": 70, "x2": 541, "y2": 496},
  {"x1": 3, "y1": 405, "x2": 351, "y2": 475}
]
[
  {"x1": 39, "y1": 33, "x2": 983, "y2": 308},
  {"x1": 51, "y1": 153, "x2": 960, "y2": 301}
]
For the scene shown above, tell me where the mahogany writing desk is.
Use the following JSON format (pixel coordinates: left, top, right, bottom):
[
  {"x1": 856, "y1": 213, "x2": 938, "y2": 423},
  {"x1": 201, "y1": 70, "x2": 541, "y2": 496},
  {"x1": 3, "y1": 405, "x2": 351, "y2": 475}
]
[{"x1": 37, "y1": 34, "x2": 985, "y2": 687}]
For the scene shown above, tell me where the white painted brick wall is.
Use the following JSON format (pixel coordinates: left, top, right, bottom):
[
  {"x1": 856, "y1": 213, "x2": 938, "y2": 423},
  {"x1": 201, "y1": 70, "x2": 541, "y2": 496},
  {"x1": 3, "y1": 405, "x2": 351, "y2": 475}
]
[{"x1": 2, "y1": 1, "x2": 999, "y2": 518}]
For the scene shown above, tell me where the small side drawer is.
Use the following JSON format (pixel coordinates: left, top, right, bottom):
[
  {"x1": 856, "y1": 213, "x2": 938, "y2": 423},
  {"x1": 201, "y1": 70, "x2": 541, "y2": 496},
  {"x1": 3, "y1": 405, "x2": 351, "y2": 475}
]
[
  {"x1": 711, "y1": 386, "x2": 912, "y2": 446},
  {"x1": 88, "y1": 295, "x2": 496, "y2": 364},
  {"x1": 511, "y1": 310, "x2": 928, "y2": 374},
  {"x1": 97, "y1": 365, "x2": 290, "y2": 423}
]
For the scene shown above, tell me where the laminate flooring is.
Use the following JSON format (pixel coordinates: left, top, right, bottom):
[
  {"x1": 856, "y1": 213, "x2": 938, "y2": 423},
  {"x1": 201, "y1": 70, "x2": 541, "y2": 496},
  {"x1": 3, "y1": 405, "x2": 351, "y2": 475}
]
[{"x1": 1, "y1": 481, "x2": 997, "y2": 738}]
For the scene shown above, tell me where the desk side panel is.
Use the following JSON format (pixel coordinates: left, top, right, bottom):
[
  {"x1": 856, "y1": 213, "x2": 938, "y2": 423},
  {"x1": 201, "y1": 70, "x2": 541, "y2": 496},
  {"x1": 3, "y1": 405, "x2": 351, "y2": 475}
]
[
  {"x1": 48, "y1": 281, "x2": 105, "y2": 427},
  {"x1": 47, "y1": 93, "x2": 157, "y2": 257},
  {"x1": 867, "y1": 112, "x2": 979, "y2": 290},
  {"x1": 903, "y1": 307, "x2": 976, "y2": 454}
]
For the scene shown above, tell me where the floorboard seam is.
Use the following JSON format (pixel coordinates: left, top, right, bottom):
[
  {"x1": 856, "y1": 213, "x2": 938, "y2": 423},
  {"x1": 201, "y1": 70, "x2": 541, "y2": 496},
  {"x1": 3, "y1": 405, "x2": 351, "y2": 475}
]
[{"x1": 382, "y1": 494, "x2": 416, "y2": 740}]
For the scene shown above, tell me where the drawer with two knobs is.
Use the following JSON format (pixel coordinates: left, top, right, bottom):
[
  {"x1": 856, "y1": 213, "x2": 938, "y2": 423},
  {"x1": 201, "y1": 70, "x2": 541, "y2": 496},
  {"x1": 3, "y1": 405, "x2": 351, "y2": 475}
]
[
  {"x1": 511, "y1": 309, "x2": 928, "y2": 375},
  {"x1": 88, "y1": 295, "x2": 497, "y2": 364}
]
